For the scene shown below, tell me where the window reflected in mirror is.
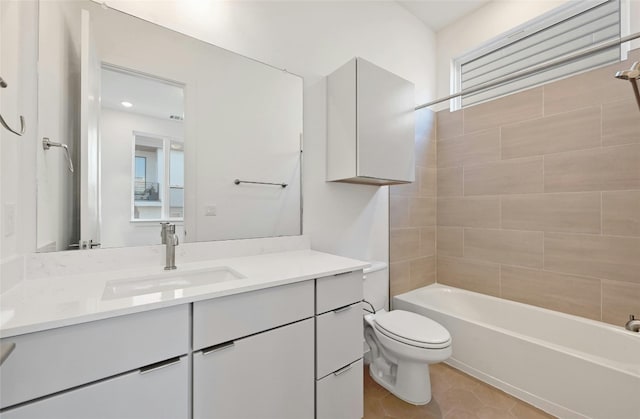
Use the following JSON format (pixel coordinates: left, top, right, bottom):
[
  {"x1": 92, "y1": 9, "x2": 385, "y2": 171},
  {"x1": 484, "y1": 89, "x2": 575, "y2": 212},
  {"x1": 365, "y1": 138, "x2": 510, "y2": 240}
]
[{"x1": 100, "y1": 66, "x2": 185, "y2": 229}]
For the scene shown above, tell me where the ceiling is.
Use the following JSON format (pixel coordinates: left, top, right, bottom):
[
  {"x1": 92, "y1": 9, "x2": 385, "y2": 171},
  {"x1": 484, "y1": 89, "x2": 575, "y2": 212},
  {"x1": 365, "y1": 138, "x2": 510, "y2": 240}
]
[
  {"x1": 101, "y1": 67, "x2": 185, "y2": 121},
  {"x1": 397, "y1": 0, "x2": 492, "y2": 32}
]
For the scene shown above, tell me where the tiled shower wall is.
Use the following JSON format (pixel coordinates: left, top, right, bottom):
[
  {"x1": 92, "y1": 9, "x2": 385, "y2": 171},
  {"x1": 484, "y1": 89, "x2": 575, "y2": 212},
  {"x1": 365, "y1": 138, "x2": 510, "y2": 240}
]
[
  {"x1": 390, "y1": 52, "x2": 640, "y2": 326},
  {"x1": 388, "y1": 109, "x2": 437, "y2": 297}
]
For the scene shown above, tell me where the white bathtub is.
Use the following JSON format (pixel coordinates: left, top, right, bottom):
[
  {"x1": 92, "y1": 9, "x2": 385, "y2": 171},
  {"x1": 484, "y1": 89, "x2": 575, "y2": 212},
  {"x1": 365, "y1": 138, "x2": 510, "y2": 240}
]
[{"x1": 393, "y1": 284, "x2": 640, "y2": 419}]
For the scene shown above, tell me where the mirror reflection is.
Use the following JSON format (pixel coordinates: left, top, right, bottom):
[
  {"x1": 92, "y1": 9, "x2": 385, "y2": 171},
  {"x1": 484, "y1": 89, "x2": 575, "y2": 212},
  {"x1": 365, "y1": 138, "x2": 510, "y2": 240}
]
[{"x1": 36, "y1": 0, "x2": 302, "y2": 252}]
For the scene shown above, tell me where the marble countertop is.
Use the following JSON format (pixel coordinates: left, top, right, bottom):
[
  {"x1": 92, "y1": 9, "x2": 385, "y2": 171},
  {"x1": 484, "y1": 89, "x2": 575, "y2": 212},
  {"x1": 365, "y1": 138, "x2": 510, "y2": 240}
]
[{"x1": 0, "y1": 249, "x2": 368, "y2": 338}]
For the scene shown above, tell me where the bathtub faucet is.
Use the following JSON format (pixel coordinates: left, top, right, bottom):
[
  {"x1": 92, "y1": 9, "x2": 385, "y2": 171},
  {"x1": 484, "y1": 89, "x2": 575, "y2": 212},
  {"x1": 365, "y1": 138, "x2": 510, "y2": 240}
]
[{"x1": 625, "y1": 315, "x2": 640, "y2": 332}]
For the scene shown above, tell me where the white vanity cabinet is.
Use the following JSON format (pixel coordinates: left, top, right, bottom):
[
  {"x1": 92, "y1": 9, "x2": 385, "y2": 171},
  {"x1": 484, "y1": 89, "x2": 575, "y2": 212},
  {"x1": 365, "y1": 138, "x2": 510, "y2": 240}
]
[
  {"x1": 192, "y1": 281, "x2": 315, "y2": 419},
  {"x1": 0, "y1": 305, "x2": 189, "y2": 418},
  {"x1": 1, "y1": 356, "x2": 189, "y2": 419},
  {"x1": 327, "y1": 57, "x2": 415, "y2": 186},
  {"x1": 315, "y1": 271, "x2": 364, "y2": 419}
]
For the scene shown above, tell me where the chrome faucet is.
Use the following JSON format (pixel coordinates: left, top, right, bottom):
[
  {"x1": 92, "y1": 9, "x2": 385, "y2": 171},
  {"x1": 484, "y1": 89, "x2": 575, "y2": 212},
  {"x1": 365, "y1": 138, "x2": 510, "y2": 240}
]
[
  {"x1": 160, "y1": 222, "x2": 179, "y2": 270},
  {"x1": 625, "y1": 314, "x2": 640, "y2": 332}
]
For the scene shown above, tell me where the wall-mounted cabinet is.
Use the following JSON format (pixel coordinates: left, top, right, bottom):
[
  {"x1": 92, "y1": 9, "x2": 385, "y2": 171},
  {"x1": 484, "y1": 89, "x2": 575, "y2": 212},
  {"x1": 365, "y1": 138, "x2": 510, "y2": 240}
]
[{"x1": 327, "y1": 57, "x2": 415, "y2": 186}]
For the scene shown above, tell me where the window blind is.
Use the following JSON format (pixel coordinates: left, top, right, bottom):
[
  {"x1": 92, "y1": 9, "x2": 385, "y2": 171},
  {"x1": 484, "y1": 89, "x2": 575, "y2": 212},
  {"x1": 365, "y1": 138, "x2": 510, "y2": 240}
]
[{"x1": 458, "y1": 0, "x2": 621, "y2": 107}]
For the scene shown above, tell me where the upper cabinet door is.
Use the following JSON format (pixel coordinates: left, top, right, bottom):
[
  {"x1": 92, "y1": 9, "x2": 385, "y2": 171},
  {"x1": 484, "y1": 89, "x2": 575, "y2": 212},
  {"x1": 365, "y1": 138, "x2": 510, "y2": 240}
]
[
  {"x1": 327, "y1": 57, "x2": 415, "y2": 186},
  {"x1": 356, "y1": 58, "x2": 415, "y2": 183}
]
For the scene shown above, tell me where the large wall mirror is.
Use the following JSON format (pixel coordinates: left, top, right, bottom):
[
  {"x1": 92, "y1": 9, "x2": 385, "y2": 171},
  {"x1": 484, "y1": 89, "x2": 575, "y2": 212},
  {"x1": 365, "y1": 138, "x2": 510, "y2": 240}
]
[{"x1": 36, "y1": 0, "x2": 303, "y2": 252}]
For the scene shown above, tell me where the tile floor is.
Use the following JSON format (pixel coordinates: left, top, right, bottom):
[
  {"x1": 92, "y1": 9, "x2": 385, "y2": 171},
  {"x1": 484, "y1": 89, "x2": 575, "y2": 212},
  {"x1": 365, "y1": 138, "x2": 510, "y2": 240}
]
[{"x1": 363, "y1": 363, "x2": 555, "y2": 419}]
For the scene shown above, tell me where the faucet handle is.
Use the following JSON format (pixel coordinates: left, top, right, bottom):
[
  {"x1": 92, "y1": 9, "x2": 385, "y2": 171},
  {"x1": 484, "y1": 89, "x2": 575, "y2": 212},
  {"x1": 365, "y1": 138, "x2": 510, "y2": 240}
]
[{"x1": 630, "y1": 314, "x2": 636, "y2": 321}]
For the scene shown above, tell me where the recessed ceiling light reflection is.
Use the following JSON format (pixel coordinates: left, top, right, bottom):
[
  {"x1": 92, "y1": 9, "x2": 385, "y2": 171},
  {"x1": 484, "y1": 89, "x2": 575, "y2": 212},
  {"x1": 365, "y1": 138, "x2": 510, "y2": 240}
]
[{"x1": 121, "y1": 101, "x2": 133, "y2": 108}]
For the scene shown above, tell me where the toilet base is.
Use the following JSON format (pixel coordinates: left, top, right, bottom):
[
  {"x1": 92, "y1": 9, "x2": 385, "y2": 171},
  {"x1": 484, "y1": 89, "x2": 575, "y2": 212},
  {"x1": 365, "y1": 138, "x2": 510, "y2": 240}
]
[{"x1": 369, "y1": 359, "x2": 432, "y2": 405}]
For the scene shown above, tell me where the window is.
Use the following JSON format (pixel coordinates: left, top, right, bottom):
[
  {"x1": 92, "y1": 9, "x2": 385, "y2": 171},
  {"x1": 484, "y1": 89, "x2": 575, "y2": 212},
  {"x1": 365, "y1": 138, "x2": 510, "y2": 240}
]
[
  {"x1": 453, "y1": 0, "x2": 622, "y2": 109},
  {"x1": 132, "y1": 134, "x2": 184, "y2": 221}
]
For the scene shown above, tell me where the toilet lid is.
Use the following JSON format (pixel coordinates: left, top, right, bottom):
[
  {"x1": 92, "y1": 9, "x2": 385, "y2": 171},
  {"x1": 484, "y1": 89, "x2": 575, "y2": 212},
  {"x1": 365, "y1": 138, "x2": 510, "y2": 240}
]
[{"x1": 374, "y1": 310, "x2": 451, "y2": 348}]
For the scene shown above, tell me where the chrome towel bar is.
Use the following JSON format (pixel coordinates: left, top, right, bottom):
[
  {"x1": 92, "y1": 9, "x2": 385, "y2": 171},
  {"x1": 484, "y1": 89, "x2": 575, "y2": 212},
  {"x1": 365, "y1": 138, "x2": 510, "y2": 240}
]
[{"x1": 234, "y1": 179, "x2": 287, "y2": 188}]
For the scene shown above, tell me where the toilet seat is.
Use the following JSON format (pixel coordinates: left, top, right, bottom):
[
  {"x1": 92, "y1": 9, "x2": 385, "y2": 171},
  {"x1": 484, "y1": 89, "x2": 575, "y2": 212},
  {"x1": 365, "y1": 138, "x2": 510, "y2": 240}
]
[{"x1": 374, "y1": 310, "x2": 451, "y2": 349}]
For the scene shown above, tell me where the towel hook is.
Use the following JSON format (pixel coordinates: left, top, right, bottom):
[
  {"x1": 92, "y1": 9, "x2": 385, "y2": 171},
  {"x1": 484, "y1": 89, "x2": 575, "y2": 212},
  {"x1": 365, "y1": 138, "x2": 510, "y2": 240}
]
[
  {"x1": 0, "y1": 76, "x2": 26, "y2": 136},
  {"x1": 43, "y1": 137, "x2": 74, "y2": 173}
]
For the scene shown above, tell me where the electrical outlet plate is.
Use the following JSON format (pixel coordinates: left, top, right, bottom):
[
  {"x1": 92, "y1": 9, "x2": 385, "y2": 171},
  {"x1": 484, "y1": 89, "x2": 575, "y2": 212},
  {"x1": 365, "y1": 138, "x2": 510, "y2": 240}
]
[{"x1": 204, "y1": 206, "x2": 217, "y2": 216}]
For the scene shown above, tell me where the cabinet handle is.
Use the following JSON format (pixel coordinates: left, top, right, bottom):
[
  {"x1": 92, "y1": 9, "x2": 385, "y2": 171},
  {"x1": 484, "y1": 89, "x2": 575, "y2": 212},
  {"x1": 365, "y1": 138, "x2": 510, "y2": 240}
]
[
  {"x1": 140, "y1": 356, "x2": 181, "y2": 374},
  {"x1": 202, "y1": 340, "x2": 235, "y2": 356},
  {"x1": 333, "y1": 363, "x2": 354, "y2": 376},
  {"x1": 0, "y1": 342, "x2": 16, "y2": 366},
  {"x1": 333, "y1": 304, "x2": 354, "y2": 314},
  {"x1": 333, "y1": 270, "x2": 354, "y2": 277}
]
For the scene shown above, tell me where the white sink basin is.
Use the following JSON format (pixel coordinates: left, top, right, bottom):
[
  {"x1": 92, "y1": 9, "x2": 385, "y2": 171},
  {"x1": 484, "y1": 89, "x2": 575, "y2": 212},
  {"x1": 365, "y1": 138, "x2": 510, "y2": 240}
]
[{"x1": 102, "y1": 266, "x2": 245, "y2": 300}]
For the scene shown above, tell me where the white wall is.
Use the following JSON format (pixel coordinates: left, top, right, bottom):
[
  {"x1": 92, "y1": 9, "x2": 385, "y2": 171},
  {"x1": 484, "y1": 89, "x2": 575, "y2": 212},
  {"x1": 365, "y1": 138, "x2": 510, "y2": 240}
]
[
  {"x1": 100, "y1": 108, "x2": 184, "y2": 248},
  {"x1": 0, "y1": 0, "x2": 38, "y2": 290},
  {"x1": 104, "y1": 0, "x2": 437, "y2": 262},
  {"x1": 37, "y1": 0, "x2": 81, "y2": 251}
]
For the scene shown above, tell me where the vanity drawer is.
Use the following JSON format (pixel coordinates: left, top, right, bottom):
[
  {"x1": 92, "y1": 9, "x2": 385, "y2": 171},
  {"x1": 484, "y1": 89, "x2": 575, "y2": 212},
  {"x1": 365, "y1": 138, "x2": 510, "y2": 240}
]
[
  {"x1": 316, "y1": 358, "x2": 363, "y2": 419},
  {"x1": 316, "y1": 302, "x2": 362, "y2": 378},
  {"x1": 1, "y1": 356, "x2": 189, "y2": 419},
  {"x1": 0, "y1": 305, "x2": 189, "y2": 409},
  {"x1": 316, "y1": 270, "x2": 362, "y2": 314},
  {"x1": 193, "y1": 280, "x2": 314, "y2": 350}
]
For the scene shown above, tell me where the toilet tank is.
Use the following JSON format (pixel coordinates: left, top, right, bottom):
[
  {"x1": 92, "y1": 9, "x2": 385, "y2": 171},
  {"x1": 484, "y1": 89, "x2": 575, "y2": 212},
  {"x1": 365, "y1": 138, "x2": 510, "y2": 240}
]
[{"x1": 363, "y1": 261, "x2": 389, "y2": 312}]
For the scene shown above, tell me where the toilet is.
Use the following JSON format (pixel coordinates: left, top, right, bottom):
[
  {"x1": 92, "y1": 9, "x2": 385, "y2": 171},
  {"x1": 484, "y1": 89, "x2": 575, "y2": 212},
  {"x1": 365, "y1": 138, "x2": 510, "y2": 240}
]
[{"x1": 363, "y1": 262, "x2": 452, "y2": 405}]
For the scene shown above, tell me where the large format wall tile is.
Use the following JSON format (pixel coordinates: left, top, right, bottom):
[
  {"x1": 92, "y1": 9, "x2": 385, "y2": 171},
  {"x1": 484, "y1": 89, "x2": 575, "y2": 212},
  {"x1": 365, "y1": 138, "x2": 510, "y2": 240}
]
[
  {"x1": 602, "y1": 99, "x2": 640, "y2": 146},
  {"x1": 437, "y1": 197, "x2": 500, "y2": 228},
  {"x1": 544, "y1": 144, "x2": 640, "y2": 192},
  {"x1": 437, "y1": 167, "x2": 463, "y2": 197},
  {"x1": 501, "y1": 192, "x2": 601, "y2": 234},
  {"x1": 437, "y1": 256, "x2": 500, "y2": 296},
  {"x1": 602, "y1": 190, "x2": 640, "y2": 237},
  {"x1": 390, "y1": 229, "x2": 420, "y2": 262},
  {"x1": 501, "y1": 266, "x2": 601, "y2": 320},
  {"x1": 463, "y1": 88, "x2": 543, "y2": 133},
  {"x1": 602, "y1": 280, "x2": 640, "y2": 325},
  {"x1": 545, "y1": 233, "x2": 640, "y2": 283},
  {"x1": 464, "y1": 157, "x2": 544, "y2": 196},
  {"x1": 465, "y1": 128, "x2": 501, "y2": 166},
  {"x1": 430, "y1": 52, "x2": 640, "y2": 326},
  {"x1": 464, "y1": 228, "x2": 544, "y2": 269},
  {"x1": 409, "y1": 197, "x2": 436, "y2": 227},
  {"x1": 436, "y1": 227, "x2": 463, "y2": 257},
  {"x1": 420, "y1": 167, "x2": 437, "y2": 197},
  {"x1": 436, "y1": 109, "x2": 463, "y2": 141},
  {"x1": 501, "y1": 107, "x2": 601, "y2": 159},
  {"x1": 419, "y1": 227, "x2": 436, "y2": 257},
  {"x1": 437, "y1": 136, "x2": 465, "y2": 168},
  {"x1": 410, "y1": 256, "x2": 436, "y2": 289},
  {"x1": 437, "y1": 129, "x2": 501, "y2": 169},
  {"x1": 389, "y1": 195, "x2": 409, "y2": 229},
  {"x1": 389, "y1": 261, "x2": 411, "y2": 297},
  {"x1": 543, "y1": 61, "x2": 631, "y2": 115}
]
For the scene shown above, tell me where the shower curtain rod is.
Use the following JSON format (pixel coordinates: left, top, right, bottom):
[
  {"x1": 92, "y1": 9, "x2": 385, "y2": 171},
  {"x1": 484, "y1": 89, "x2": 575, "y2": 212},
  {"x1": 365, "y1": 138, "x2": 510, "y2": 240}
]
[{"x1": 416, "y1": 31, "x2": 640, "y2": 110}]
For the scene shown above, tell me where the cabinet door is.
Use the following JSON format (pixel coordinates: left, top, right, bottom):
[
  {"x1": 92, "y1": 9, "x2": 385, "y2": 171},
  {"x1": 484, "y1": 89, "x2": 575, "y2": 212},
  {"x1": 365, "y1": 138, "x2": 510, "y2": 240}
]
[
  {"x1": 1, "y1": 356, "x2": 188, "y2": 419},
  {"x1": 193, "y1": 318, "x2": 314, "y2": 419},
  {"x1": 317, "y1": 359, "x2": 363, "y2": 419},
  {"x1": 357, "y1": 58, "x2": 414, "y2": 183}
]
